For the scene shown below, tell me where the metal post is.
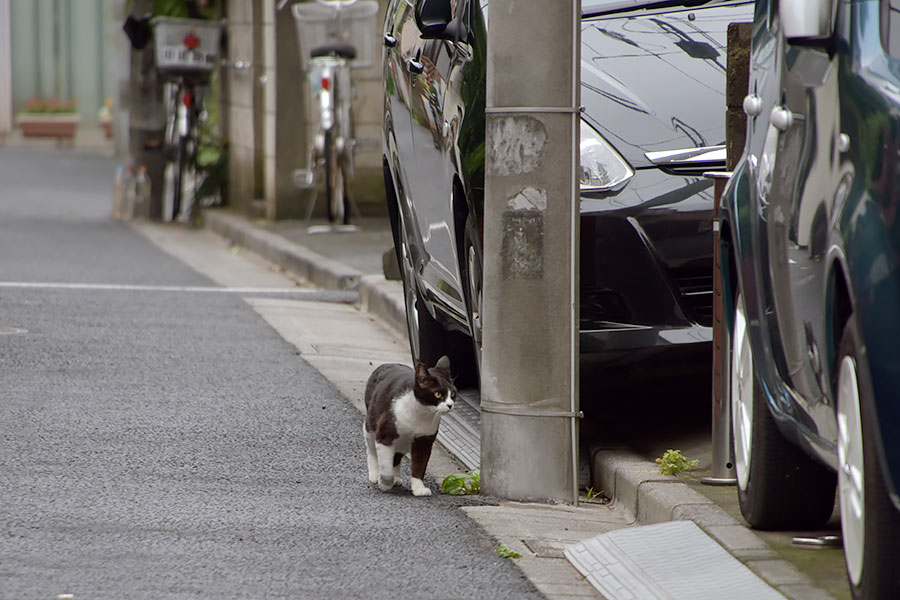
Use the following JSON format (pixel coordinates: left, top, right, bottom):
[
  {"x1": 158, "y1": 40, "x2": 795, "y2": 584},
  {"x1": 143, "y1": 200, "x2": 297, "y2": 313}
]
[
  {"x1": 701, "y1": 22, "x2": 750, "y2": 486},
  {"x1": 480, "y1": 0, "x2": 580, "y2": 504},
  {"x1": 702, "y1": 172, "x2": 737, "y2": 485}
]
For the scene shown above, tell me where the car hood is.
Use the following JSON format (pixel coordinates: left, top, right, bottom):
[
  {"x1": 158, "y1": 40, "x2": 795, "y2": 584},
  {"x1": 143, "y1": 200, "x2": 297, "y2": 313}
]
[{"x1": 581, "y1": 1, "x2": 753, "y2": 169}]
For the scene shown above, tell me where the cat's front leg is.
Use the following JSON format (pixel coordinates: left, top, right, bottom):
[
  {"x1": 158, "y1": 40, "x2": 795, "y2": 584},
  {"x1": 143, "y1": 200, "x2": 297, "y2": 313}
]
[
  {"x1": 393, "y1": 452, "x2": 403, "y2": 487},
  {"x1": 410, "y1": 434, "x2": 436, "y2": 497},
  {"x1": 375, "y1": 443, "x2": 396, "y2": 491},
  {"x1": 363, "y1": 423, "x2": 378, "y2": 484}
]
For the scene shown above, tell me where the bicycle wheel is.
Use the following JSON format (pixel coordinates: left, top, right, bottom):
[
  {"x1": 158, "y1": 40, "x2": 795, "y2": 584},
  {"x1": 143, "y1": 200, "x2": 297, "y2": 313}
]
[
  {"x1": 339, "y1": 158, "x2": 351, "y2": 225},
  {"x1": 179, "y1": 135, "x2": 199, "y2": 222},
  {"x1": 163, "y1": 83, "x2": 180, "y2": 159},
  {"x1": 165, "y1": 83, "x2": 200, "y2": 223},
  {"x1": 172, "y1": 134, "x2": 186, "y2": 220},
  {"x1": 161, "y1": 84, "x2": 182, "y2": 221},
  {"x1": 323, "y1": 129, "x2": 343, "y2": 224},
  {"x1": 323, "y1": 130, "x2": 352, "y2": 224}
]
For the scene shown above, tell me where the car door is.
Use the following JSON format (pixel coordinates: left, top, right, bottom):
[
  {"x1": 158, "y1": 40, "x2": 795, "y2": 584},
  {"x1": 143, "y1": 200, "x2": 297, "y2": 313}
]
[
  {"x1": 409, "y1": 37, "x2": 466, "y2": 320},
  {"x1": 739, "y1": 0, "x2": 786, "y2": 386},
  {"x1": 384, "y1": 0, "x2": 422, "y2": 215},
  {"x1": 404, "y1": 2, "x2": 475, "y2": 325},
  {"x1": 763, "y1": 25, "x2": 841, "y2": 442}
]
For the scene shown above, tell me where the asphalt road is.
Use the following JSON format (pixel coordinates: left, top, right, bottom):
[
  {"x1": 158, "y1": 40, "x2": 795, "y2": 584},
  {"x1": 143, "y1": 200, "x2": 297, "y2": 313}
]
[{"x1": 0, "y1": 147, "x2": 541, "y2": 599}]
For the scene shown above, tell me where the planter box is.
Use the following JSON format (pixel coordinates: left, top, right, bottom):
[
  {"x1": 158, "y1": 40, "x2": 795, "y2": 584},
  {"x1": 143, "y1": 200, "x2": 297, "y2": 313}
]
[{"x1": 17, "y1": 114, "x2": 81, "y2": 140}]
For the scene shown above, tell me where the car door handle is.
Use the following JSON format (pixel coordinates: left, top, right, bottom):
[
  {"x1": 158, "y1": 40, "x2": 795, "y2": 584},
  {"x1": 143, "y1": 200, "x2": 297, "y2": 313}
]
[
  {"x1": 838, "y1": 133, "x2": 851, "y2": 153},
  {"x1": 771, "y1": 106, "x2": 794, "y2": 131},
  {"x1": 743, "y1": 94, "x2": 763, "y2": 117},
  {"x1": 383, "y1": 34, "x2": 397, "y2": 48},
  {"x1": 407, "y1": 58, "x2": 424, "y2": 74}
]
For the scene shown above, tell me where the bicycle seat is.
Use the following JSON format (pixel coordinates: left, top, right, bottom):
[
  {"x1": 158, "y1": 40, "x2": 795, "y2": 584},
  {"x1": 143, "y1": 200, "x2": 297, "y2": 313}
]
[{"x1": 310, "y1": 43, "x2": 357, "y2": 60}]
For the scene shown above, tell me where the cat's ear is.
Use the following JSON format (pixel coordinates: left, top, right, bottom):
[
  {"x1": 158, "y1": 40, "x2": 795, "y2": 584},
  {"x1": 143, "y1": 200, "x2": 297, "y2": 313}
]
[
  {"x1": 415, "y1": 362, "x2": 431, "y2": 385},
  {"x1": 435, "y1": 355, "x2": 451, "y2": 373}
]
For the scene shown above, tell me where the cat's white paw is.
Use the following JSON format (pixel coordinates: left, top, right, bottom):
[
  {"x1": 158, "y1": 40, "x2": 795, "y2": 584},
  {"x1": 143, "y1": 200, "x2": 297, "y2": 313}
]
[
  {"x1": 378, "y1": 476, "x2": 395, "y2": 492},
  {"x1": 368, "y1": 472, "x2": 378, "y2": 484},
  {"x1": 411, "y1": 478, "x2": 431, "y2": 497},
  {"x1": 394, "y1": 475, "x2": 403, "y2": 486}
]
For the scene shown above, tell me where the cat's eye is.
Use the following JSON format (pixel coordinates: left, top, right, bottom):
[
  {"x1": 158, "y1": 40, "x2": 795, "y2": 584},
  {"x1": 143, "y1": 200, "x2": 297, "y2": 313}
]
[{"x1": 435, "y1": 392, "x2": 443, "y2": 399}]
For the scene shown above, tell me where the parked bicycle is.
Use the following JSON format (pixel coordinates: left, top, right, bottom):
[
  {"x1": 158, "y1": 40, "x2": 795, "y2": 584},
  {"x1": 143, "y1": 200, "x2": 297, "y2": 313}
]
[
  {"x1": 153, "y1": 16, "x2": 224, "y2": 222},
  {"x1": 286, "y1": 0, "x2": 378, "y2": 228}
]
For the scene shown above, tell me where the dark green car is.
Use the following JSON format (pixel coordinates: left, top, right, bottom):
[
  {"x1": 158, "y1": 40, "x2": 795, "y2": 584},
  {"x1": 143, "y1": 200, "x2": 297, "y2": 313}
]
[{"x1": 720, "y1": 0, "x2": 900, "y2": 595}]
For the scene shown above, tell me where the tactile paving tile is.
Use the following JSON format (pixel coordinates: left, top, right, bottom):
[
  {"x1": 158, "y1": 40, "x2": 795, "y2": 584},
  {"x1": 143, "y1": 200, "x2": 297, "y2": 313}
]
[{"x1": 564, "y1": 520, "x2": 785, "y2": 600}]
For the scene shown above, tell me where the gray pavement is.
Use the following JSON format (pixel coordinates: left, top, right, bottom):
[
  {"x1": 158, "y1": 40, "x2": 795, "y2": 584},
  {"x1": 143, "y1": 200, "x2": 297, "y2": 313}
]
[{"x1": 0, "y1": 146, "x2": 545, "y2": 599}]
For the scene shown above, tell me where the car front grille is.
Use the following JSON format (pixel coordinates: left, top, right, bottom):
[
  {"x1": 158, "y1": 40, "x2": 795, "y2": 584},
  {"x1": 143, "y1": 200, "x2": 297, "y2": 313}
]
[
  {"x1": 674, "y1": 273, "x2": 714, "y2": 327},
  {"x1": 580, "y1": 288, "x2": 631, "y2": 326}
]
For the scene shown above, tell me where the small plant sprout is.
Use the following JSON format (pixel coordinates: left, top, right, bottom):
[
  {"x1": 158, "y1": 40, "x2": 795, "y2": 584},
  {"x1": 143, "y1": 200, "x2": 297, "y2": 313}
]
[
  {"x1": 497, "y1": 544, "x2": 522, "y2": 559},
  {"x1": 655, "y1": 449, "x2": 700, "y2": 476},
  {"x1": 441, "y1": 469, "x2": 480, "y2": 495},
  {"x1": 584, "y1": 486, "x2": 603, "y2": 501}
]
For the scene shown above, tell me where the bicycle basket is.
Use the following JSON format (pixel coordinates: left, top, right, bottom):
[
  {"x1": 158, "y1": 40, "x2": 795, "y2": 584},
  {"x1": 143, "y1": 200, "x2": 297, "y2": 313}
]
[
  {"x1": 152, "y1": 17, "x2": 223, "y2": 77},
  {"x1": 292, "y1": 1, "x2": 379, "y2": 70}
]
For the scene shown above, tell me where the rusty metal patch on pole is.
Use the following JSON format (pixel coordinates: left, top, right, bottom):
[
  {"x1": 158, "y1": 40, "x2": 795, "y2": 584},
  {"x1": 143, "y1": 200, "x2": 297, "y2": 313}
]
[{"x1": 501, "y1": 211, "x2": 543, "y2": 280}]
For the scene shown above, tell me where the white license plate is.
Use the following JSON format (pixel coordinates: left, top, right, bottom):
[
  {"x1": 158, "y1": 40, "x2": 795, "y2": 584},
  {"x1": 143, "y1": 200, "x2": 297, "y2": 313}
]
[{"x1": 160, "y1": 46, "x2": 215, "y2": 67}]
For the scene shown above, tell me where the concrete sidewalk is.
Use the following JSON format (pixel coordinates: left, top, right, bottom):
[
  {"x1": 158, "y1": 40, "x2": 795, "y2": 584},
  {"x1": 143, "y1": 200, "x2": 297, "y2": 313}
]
[{"x1": 202, "y1": 208, "x2": 840, "y2": 600}]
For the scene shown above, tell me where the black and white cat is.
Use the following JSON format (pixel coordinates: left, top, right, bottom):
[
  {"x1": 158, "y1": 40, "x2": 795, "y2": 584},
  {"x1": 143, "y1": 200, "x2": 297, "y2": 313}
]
[{"x1": 363, "y1": 355, "x2": 456, "y2": 496}]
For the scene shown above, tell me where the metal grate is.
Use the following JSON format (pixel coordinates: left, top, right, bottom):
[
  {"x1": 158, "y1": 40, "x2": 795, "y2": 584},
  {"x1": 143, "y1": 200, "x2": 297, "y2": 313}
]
[{"x1": 437, "y1": 389, "x2": 481, "y2": 471}]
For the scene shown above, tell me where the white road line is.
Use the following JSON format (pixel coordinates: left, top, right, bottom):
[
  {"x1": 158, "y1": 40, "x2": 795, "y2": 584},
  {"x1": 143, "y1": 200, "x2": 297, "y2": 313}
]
[{"x1": 0, "y1": 281, "x2": 321, "y2": 294}]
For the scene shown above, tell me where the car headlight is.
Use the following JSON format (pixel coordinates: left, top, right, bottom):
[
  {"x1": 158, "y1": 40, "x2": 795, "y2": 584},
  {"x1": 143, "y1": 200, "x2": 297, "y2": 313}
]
[{"x1": 580, "y1": 120, "x2": 633, "y2": 193}]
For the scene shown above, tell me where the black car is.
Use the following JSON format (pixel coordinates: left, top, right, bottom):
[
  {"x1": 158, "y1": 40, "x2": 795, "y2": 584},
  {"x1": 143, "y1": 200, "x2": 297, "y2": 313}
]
[
  {"x1": 721, "y1": 0, "x2": 900, "y2": 594},
  {"x1": 382, "y1": 0, "x2": 753, "y2": 385}
]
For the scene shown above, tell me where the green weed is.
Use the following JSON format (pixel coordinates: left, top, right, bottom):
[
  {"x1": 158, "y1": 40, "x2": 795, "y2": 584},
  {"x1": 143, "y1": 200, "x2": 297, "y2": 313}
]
[
  {"x1": 655, "y1": 449, "x2": 699, "y2": 476},
  {"x1": 441, "y1": 469, "x2": 480, "y2": 495}
]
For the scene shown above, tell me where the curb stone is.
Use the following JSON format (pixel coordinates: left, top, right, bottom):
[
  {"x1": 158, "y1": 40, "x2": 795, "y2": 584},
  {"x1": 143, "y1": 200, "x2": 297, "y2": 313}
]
[
  {"x1": 359, "y1": 273, "x2": 407, "y2": 341},
  {"x1": 205, "y1": 210, "x2": 362, "y2": 291}
]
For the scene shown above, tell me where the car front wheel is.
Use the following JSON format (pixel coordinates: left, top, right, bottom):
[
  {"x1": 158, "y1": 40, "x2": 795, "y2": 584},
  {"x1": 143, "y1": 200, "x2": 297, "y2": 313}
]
[
  {"x1": 836, "y1": 317, "x2": 900, "y2": 598},
  {"x1": 730, "y1": 291, "x2": 836, "y2": 529},
  {"x1": 462, "y1": 215, "x2": 482, "y2": 381}
]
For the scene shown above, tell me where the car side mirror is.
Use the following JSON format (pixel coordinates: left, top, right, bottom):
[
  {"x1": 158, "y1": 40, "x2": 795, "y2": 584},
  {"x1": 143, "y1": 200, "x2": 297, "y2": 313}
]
[
  {"x1": 415, "y1": 0, "x2": 458, "y2": 40},
  {"x1": 780, "y1": 0, "x2": 837, "y2": 44}
]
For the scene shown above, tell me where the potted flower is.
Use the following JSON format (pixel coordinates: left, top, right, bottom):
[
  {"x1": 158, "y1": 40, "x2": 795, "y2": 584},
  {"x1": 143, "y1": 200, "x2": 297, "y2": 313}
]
[{"x1": 17, "y1": 97, "x2": 81, "y2": 140}]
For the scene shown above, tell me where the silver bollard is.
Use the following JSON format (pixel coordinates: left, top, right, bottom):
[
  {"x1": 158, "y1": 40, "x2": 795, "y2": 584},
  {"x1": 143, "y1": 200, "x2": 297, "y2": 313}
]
[{"x1": 702, "y1": 172, "x2": 736, "y2": 486}]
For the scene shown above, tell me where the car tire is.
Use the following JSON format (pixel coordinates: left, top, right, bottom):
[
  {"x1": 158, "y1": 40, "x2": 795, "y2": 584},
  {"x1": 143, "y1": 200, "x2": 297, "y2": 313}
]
[
  {"x1": 836, "y1": 317, "x2": 900, "y2": 598},
  {"x1": 730, "y1": 291, "x2": 836, "y2": 530},
  {"x1": 462, "y1": 214, "x2": 483, "y2": 382}
]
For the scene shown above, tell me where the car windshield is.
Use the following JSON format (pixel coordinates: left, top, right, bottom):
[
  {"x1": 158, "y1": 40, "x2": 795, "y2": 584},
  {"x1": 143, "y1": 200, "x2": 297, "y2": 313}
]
[{"x1": 582, "y1": 0, "x2": 729, "y2": 17}]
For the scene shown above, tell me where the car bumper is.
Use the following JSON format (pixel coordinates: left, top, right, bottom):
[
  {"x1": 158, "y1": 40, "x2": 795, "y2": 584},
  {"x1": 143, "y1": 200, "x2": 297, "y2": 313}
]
[
  {"x1": 579, "y1": 169, "x2": 716, "y2": 341},
  {"x1": 580, "y1": 323, "x2": 711, "y2": 354}
]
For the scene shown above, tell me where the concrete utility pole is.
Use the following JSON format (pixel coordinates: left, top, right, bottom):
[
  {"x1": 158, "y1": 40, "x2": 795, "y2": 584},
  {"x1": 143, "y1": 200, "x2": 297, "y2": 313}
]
[{"x1": 481, "y1": 0, "x2": 581, "y2": 503}]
